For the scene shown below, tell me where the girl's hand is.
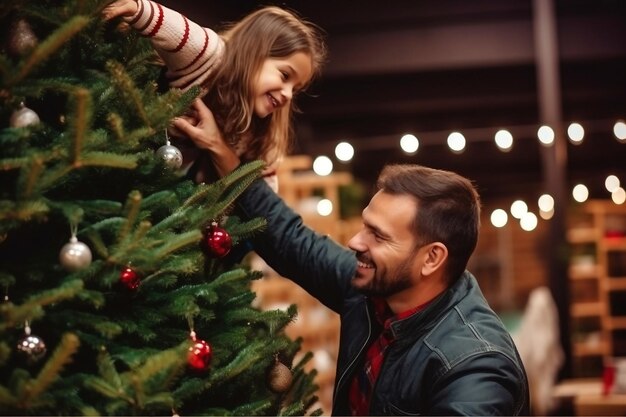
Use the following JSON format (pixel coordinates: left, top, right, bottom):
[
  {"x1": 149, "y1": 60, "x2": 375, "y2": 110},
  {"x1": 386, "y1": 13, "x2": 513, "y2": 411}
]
[
  {"x1": 102, "y1": 0, "x2": 138, "y2": 21},
  {"x1": 172, "y1": 99, "x2": 241, "y2": 177}
]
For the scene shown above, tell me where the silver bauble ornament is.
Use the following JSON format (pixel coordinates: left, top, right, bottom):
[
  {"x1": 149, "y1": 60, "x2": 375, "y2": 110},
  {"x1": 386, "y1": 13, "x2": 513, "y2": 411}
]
[
  {"x1": 156, "y1": 143, "x2": 183, "y2": 170},
  {"x1": 267, "y1": 360, "x2": 293, "y2": 393},
  {"x1": 7, "y1": 19, "x2": 38, "y2": 57},
  {"x1": 59, "y1": 236, "x2": 92, "y2": 272},
  {"x1": 17, "y1": 333, "x2": 46, "y2": 364},
  {"x1": 10, "y1": 102, "x2": 40, "y2": 128}
]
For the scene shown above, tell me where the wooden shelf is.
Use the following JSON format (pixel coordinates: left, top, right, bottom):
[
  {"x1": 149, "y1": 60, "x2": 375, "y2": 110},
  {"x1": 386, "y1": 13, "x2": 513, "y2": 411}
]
[
  {"x1": 600, "y1": 238, "x2": 626, "y2": 250},
  {"x1": 568, "y1": 200, "x2": 626, "y2": 377},
  {"x1": 567, "y1": 227, "x2": 599, "y2": 243},
  {"x1": 572, "y1": 340, "x2": 607, "y2": 357},
  {"x1": 606, "y1": 316, "x2": 626, "y2": 331},
  {"x1": 571, "y1": 302, "x2": 604, "y2": 317},
  {"x1": 569, "y1": 264, "x2": 599, "y2": 280},
  {"x1": 607, "y1": 278, "x2": 626, "y2": 291}
]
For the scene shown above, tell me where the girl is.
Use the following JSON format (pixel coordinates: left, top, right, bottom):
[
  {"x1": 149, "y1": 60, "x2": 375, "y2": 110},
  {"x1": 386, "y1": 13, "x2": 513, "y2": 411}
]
[{"x1": 103, "y1": 0, "x2": 327, "y2": 189}]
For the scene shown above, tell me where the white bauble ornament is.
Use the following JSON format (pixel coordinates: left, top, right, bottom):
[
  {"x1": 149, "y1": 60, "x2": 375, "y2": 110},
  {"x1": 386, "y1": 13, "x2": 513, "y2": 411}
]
[
  {"x1": 156, "y1": 143, "x2": 183, "y2": 170},
  {"x1": 59, "y1": 236, "x2": 92, "y2": 272},
  {"x1": 10, "y1": 102, "x2": 40, "y2": 128}
]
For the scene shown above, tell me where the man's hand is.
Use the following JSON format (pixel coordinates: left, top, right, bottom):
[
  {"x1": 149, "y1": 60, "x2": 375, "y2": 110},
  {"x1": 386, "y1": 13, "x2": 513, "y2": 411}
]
[
  {"x1": 172, "y1": 99, "x2": 241, "y2": 177},
  {"x1": 102, "y1": 0, "x2": 139, "y2": 21}
]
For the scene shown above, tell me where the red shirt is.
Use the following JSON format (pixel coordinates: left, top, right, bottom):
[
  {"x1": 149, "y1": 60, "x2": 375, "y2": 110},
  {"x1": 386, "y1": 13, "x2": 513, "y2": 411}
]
[{"x1": 349, "y1": 297, "x2": 431, "y2": 416}]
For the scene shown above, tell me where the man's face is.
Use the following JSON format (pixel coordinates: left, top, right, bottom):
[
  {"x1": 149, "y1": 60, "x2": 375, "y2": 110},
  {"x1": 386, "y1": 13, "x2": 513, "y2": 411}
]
[{"x1": 347, "y1": 191, "x2": 423, "y2": 297}]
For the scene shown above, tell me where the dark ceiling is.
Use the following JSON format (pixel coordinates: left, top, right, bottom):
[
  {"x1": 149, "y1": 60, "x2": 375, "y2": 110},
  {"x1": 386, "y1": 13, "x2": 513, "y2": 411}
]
[{"x1": 163, "y1": 0, "x2": 626, "y2": 204}]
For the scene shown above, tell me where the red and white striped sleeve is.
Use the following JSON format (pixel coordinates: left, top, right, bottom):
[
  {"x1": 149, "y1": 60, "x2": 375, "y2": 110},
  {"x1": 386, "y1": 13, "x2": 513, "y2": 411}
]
[{"x1": 124, "y1": 0, "x2": 224, "y2": 91}]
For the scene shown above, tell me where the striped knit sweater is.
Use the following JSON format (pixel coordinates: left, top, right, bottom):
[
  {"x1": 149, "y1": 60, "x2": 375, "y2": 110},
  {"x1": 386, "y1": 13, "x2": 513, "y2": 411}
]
[
  {"x1": 123, "y1": 0, "x2": 278, "y2": 191},
  {"x1": 124, "y1": 0, "x2": 224, "y2": 91}
]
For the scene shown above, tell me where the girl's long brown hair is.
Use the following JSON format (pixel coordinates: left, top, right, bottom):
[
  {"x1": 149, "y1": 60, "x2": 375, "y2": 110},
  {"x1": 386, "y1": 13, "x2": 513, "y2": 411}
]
[{"x1": 203, "y1": 6, "x2": 326, "y2": 166}]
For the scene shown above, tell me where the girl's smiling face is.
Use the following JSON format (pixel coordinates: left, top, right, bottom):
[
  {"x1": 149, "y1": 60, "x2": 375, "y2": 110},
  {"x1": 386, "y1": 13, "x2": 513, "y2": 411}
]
[{"x1": 253, "y1": 51, "x2": 313, "y2": 118}]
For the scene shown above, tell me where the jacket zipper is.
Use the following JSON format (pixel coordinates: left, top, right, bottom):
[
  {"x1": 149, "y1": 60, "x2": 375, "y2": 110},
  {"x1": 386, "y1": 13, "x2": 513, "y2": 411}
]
[{"x1": 333, "y1": 301, "x2": 373, "y2": 409}]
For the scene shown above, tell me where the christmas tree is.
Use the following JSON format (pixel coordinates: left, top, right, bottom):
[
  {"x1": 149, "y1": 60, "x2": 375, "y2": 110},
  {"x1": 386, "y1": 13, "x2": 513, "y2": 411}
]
[{"x1": 0, "y1": 1, "x2": 319, "y2": 415}]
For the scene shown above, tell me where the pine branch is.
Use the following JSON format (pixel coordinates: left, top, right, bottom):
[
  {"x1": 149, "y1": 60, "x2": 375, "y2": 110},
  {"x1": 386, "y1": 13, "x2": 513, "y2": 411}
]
[
  {"x1": 106, "y1": 60, "x2": 150, "y2": 126},
  {"x1": 0, "y1": 156, "x2": 30, "y2": 171},
  {"x1": 233, "y1": 399, "x2": 273, "y2": 416},
  {"x1": 280, "y1": 401, "x2": 307, "y2": 416},
  {"x1": 204, "y1": 341, "x2": 266, "y2": 390},
  {"x1": 207, "y1": 268, "x2": 250, "y2": 290},
  {"x1": 73, "y1": 151, "x2": 138, "y2": 169},
  {"x1": 0, "y1": 199, "x2": 49, "y2": 227},
  {"x1": 0, "y1": 280, "x2": 84, "y2": 332},
  {"x1": 17, "y1": 155, "x2": 45, "y2": 199},
  {"x1": 96, "y1": 349, "x2": 122, "y2": 390},
  {"x1": 129, "y1": 344, "x2": 187, "y2": 392},
  {"x1": 58, "y1": 311, "x2": 123, "y2": 339},
  {"x1": 179, "y1": 160, "x2": 264, "y2": 210},
  {"x1": 106, "y1": 113, "x2": 125, "y2": 142},
  {"x1": 117, "y1": 190, "x2": 141, "y2": 243},
  {"x1": 84, "y1": 377, "x2": 133, "y2": 402},
  {"x1": 18, "y1": 333, "x2": 80, "y2": 407},
  {"x1": 0, "y1": 387, "x2": 16, "y2": 410},
  {"x1": 189, "y1": 161, "x2": 266, "y2": 220},
  {"x1": 68, "y1": 88, "x2": 91, "y2": 163},
  {"x1": 152, "y1": 230, "x2": 202, "y2": 259},
  {"x1": 224, "y1": 216, "x2": 267, "y2": 242}
]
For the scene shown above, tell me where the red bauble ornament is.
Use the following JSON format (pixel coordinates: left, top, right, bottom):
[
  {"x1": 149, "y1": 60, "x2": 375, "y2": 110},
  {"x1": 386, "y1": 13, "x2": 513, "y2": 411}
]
[
  {"x1": 202, "y1": 221, "x2": 232, "y2": 258},
  {"x1": 120, "y1": 266, "x2": 140, "y2": 290},
  {"x1": 188, "y1": 331, "x2": 212, "y2": 371}
]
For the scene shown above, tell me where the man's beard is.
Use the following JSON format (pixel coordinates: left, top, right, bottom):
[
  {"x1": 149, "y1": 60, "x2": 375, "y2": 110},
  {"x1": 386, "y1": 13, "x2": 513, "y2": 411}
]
[{"x1": 354, "y1": 254, "x2": 414, "y2": 298}]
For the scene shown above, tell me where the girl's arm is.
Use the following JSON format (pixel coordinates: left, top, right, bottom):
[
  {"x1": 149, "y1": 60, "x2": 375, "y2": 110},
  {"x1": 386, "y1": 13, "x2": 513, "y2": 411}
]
[{"x1": 103, "y1": 0, "x2": 224, "y2": 91}]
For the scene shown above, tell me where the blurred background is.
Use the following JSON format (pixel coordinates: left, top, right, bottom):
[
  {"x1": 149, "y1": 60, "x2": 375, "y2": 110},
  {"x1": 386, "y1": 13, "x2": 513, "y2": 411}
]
[{"x1": 161, "y1": 1, "x2": 626, "y2": 415}]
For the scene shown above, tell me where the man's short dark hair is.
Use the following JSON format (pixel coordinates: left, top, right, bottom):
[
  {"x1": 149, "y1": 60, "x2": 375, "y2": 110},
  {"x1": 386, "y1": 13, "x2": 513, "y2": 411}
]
[{"x1": 376, "y1": 164, "x2": 481, "y2": 285}]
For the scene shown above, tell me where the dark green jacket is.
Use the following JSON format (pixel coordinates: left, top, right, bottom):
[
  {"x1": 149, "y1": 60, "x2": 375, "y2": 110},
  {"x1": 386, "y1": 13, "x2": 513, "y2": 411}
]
[{"x1": 237, "y1": 179, "x2": 530, "y2": 416}]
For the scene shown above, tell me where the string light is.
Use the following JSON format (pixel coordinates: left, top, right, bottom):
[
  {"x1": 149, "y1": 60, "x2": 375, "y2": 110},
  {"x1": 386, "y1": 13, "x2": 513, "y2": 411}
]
[
  {"x1": 335, "y1": 141, "x2": 354, "y2": 162},
  {"x1": 538, "y1": 194, "x2": 555, "y2": 212},
  {"x1": 400, "y1": 134, "x2": 419, "y2": 154},
  {"x1": 494, "y1": 129, "x2": 513, "y2": 152},
  {"x1": 614, "y1": 121, "x2": 626, "y2": 142},
  {"x1": 572, "y1": 184, "x2": 589, "y2": 203},
  {"x1": 317, "y1": 199, "x2": 333, "y2": 216},
  {"x1": 567, "y1": 122, "x2": 584, "y2": 144},
  {"x1": 520, "y1": 212, "x2": 538, "y2": 231},
  {"x1": 323, "y1": 119, "x2": 626, "y2": 232},
  {"x1": 313, "y1": 155, "x2": 333, "y2": 176},
  {"x1": 537, "y1": 125, "x2": 555, "y2": 146},
  {"x1": 612, "y1": 187, "x2": 626, "y2": 205},
  {"x1": 539, "y1": 208, "x2": 554, "y2": 220},
  {"x1": 510, "y1": 200, "x2": 528, "y2": 219},
  {"x1": 447, "y1": 131, "x2": 466, "y2": 153},
  {"x1": 605, "y1": 175, "x2": 620, "y2": 192},
  {"x1": 490, "y1": 209, "x2": 508, "y2": 228}
]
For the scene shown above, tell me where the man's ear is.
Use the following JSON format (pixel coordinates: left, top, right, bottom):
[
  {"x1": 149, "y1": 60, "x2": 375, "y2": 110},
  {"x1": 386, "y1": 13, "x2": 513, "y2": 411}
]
[{"x1": 421, "y1": 242, "x2": 448, "y2": 277}]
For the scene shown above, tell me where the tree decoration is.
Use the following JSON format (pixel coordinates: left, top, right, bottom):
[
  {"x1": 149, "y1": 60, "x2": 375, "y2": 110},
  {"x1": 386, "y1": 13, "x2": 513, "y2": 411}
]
[
  {"x1": 267, "y1": 356, "x2": 293, "y2": 393},
  {"x1": 10, "y1": 102, "x2": 40, "y2": 128},
  {"x1": 156, "y1": 130, "x2": 183, "y2": 170},
  {"x1": 59, "y1": 227, "x2": 92, "y2": 272},
  {"x1": 6, "y1": 18, "x2": 38, "y2": 57},
  {"x1": 187, "y1": 330, "x2": 212, "y2": 371},
  {"x1": 202, "y1": 221, "x2": 232, "y2": 258},
  {"x1": 120, "y1": 265, "x2": 140, "y2": 290},
  {"x1": 16, "y1": 322, "x2": 47, "y2": 364}
]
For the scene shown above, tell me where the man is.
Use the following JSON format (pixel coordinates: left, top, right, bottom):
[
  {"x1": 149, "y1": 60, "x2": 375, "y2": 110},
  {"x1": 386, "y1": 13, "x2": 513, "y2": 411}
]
[{"x1": 175, "y1": 99, "x2": 530, "y2": 416}]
